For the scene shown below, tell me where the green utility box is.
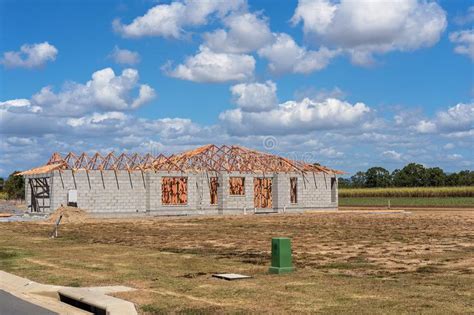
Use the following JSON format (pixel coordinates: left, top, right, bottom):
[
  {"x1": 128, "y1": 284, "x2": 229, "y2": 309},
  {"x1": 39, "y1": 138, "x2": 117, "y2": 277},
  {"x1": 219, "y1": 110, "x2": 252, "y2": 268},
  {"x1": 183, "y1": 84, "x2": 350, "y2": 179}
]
[{"x1": 269, "y1": 237, "x2": 295, "y2": 274}]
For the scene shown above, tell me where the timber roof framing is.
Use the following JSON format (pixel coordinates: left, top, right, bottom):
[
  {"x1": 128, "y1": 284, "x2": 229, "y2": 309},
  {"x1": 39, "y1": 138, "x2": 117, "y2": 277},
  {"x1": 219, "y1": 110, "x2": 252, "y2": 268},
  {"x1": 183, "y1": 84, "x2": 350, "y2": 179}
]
[{"x1": 18, "y1": 144, "x2": 343, "y2": 176}]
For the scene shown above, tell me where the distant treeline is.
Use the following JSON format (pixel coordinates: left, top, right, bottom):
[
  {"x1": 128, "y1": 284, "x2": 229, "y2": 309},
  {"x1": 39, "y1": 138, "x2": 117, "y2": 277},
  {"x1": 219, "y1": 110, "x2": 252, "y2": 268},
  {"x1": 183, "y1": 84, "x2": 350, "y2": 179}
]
[
  {"x1": 0, "y1": 171, "x2": 24, "y2": 200},
  {"x1": 338, "y1": 163, "x2": 474, "y2": 188}
]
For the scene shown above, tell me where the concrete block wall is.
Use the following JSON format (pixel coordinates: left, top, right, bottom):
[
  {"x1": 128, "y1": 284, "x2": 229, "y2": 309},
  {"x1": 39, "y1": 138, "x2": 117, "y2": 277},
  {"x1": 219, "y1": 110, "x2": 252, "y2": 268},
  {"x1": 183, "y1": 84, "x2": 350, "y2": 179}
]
[
  {"x1": 274, "y1": 172, "x2": 338, "y2": 212},
  {"x1": 50, "y1": 170, "x2": 74, "y2": 211},
  {"x1": 147, "y1": 171, "x2": 229, "y2": 215},
  {"x1": 197, "y1": 172, "x2": 219, "y2": 211},
  {"x1": 148, "y1": 171, "x2": 199, "y2": 215},
  {"x1": 219, "y1": 172, "x2": 255, "y2": 213},
  {"x1": 25, "y1": 170, "x2": 338, "y2": 215},
  {"x1": 48, "y1": 170, "x2": 147, "y2": 214}
]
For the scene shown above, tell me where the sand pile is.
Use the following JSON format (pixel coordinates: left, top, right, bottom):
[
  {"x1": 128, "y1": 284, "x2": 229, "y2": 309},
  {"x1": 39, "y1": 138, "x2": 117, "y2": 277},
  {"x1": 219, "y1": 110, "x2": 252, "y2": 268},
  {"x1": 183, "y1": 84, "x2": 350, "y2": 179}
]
[{"x1": 47, "y1": 206, "x2": 89, "y2": 224}]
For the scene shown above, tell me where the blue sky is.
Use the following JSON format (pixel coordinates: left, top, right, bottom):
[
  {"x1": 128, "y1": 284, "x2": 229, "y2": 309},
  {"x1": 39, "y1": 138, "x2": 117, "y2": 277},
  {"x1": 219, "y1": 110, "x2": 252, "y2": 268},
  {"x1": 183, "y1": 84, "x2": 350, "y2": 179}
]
[{"x1": 0, "y1": 0, "x2": 473, "y2": 177}]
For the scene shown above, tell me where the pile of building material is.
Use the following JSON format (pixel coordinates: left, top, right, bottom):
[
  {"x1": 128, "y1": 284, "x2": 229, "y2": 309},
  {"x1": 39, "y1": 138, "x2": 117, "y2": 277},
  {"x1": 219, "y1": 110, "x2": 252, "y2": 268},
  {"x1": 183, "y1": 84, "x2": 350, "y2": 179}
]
[{"x1": 46, "y1": 206, "x2": 88, "y2": 224}]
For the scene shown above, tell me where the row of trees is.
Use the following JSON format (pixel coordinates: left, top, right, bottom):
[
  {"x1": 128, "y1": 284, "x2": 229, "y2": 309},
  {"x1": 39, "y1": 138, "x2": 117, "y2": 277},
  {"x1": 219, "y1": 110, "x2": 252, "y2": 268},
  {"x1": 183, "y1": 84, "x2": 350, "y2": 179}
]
[
  {"x1": 0, "y1": 171, "x2": 25, "y2": 200},
  {"x1": 339, "y1": 163, "x2": 474, "y2": 188}
]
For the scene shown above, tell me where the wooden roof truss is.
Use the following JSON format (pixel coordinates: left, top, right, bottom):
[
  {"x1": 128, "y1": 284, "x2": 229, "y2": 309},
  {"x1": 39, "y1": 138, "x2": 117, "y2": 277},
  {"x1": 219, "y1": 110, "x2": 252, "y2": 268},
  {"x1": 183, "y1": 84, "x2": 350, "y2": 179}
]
[{"x1": 19, "y1": 144, "x2": 343, "y2": 176}]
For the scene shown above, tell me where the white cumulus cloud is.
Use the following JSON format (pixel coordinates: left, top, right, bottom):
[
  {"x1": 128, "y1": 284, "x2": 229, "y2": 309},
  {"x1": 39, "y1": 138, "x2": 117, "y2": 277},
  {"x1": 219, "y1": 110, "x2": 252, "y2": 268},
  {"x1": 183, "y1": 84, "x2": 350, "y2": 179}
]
[
  {"x1": 109, "y1": 46, "x2": 141, "y2": 65},
  {"x1": 165, "y1": 46, "x2": 255, "y2": 83},
  {"x1": 382, "y1": 150, "x2": 403, "y2": 161},
  {"x1": 132, "y1": 85, "x2": 156, "y2": 109},
  {"x1": 204, "y1": 12, "x2": 273, "y2": 53},
  {"x1": 447, "y1": 153, "x2": 463, "y2": 161},
  {"x1": 436, "y1": 103, "x2": 474, "y2": 131},
  {"x1": 319, "y1": 147, "x2": 344, "y2": 158},
  {"x1": 415, "y1": 120, "x2": 437, "y2": 134},
  {"x1": 67, "y1": 112, "x2": 128, "y2": 127},
  {"x1": 291, "y1": 0, "x2": 447, "y2": 65},
  {"x1": 220, "y1": 96, "x2": 371, "y2": 135},
  {"x1": 291, "y1": 0, "x2": 337, "y2": 34},
  {"x1": 0, "y1": 99, "x2": 31, "y2": 109},
  {"x1": 136, "y1": 117, "x2": 201, "y2": 139},
  {"x1": 31, "y1": 68, "x2": 156, "y2": 116},
  {"x1": 258, "y1": 33, "x2": 339, "y2": 74},
  {"x1": 449, "y1": 30, "x2": 474, "y2": 61},
  {"x1": 113, "y1": 0, "x2": 245, "y2": 39},
  {"x1": 6, "y1": 137, "x2": 37, "y2": 146},
  {"x1": 230, "y1": 81, "x2": 277, "y2": 112},
  {"x1": 414, "y1": 103, "x2": 474, "y2": 135},
  {"x1": 0, "y1": 99, "x2": 41, "y2": 113},
  {"x1": 1, "y1": 42, "x2": 58, "y2": 69}
]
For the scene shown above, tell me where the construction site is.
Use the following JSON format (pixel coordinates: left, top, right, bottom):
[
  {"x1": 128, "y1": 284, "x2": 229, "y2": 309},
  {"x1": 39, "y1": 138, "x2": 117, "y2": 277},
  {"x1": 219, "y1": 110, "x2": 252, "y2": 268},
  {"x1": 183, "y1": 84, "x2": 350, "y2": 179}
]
[
  {"x1": 19, "y1": 144, "x2": 342, "y2": 216},
  {"x1": 0, "y1": 210, "x2": 472, "y2": 314},
  {"x1": 2, "y1": 145, "x2": 472, "y2": 314}
]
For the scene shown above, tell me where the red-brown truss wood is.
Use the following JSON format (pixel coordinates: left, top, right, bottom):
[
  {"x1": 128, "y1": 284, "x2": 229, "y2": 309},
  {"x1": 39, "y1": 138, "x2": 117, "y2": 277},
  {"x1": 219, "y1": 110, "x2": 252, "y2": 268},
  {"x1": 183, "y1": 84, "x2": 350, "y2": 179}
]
[{"x1": 18, "y1": 144, "x2": 344, "y2": 176}]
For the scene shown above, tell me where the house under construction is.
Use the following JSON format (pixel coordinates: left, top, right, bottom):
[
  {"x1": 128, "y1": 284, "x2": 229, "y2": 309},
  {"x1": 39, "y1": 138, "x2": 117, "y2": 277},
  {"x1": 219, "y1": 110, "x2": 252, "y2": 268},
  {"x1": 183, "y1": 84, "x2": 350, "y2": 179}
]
[{"x1": 19, "y1": 144, "x2": 343, "y2": 216}]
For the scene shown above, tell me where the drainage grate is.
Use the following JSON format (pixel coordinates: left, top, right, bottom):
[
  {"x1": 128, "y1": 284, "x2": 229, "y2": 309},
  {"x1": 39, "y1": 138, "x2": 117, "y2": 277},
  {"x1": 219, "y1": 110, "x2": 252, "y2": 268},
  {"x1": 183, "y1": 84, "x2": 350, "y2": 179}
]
[{"x1": 59, "y1": 293, "x2": 106, "y2": 315}]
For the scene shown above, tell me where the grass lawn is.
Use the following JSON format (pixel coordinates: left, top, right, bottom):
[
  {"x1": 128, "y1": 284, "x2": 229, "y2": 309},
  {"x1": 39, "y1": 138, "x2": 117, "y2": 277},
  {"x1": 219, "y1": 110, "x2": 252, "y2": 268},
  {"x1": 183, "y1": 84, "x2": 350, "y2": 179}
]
[
  {"x1": 0, "y1": 211, "x2": 473, "y2": 314},
  {"x1": 339, "y1": 197, "x2": 474, "y2": 207}
]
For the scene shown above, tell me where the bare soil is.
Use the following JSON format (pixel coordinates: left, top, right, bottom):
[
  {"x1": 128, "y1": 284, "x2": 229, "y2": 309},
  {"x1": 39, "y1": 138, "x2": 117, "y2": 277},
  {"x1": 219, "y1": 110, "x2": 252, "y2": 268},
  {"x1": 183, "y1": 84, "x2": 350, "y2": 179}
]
[
  {"x1": 45, "y1": 206, "x2": 89, "y2": 224},
  {"x1": 0, "y1": 210, "x2": 472, "y2": 314},
  {"x1": 0, "y1": 199, "x2": 26, "y2": 214}
]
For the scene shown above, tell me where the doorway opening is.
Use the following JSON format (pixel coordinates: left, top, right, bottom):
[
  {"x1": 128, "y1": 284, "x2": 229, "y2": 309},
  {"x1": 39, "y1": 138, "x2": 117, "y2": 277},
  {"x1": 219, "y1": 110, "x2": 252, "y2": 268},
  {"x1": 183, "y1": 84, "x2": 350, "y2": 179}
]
[
  {"x1": 254, "y1": 178, "x2": 272, "y2": 208},
  {"x1": 28, "y1": 177, "x2": 50, "y2": 212}
]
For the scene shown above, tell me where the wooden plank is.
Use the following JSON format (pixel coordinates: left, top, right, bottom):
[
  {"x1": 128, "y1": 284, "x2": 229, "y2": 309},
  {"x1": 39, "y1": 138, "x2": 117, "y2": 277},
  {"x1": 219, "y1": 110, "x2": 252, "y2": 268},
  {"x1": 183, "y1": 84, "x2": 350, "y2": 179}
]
[
  {"x1": 162, "y1": 177, "x2": 188, "y2": 205},
  {"x1": 229, "y1": 177, "x2": 245, "y2": 195},
  {"x1": 254, "y1": 177, "x2": 272, "y2": 208},
  {"x1": 290, "y1": 177, "x2": 297, "y2": 204},
  {"x1": 210, "y1": 177, "x2": 218, "y2": 205}
]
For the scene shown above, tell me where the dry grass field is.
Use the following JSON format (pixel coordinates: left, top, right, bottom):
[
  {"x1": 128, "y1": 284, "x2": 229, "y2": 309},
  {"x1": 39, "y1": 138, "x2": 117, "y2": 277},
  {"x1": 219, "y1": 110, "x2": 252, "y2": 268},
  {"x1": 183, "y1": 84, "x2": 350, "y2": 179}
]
[{"x1": 0, "y1": 210, "x2": 473, "y2": 314}]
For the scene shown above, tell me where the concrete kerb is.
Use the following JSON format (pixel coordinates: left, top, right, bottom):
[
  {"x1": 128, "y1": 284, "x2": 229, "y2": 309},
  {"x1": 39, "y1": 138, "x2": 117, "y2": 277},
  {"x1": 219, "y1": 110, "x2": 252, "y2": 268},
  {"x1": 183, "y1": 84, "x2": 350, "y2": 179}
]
[
  {"x1": 58, "y1": 287, "x2": 137, "y2": 315},
  {"x1": 0, "y1": 270, "x2": 137, "y2": 315}
]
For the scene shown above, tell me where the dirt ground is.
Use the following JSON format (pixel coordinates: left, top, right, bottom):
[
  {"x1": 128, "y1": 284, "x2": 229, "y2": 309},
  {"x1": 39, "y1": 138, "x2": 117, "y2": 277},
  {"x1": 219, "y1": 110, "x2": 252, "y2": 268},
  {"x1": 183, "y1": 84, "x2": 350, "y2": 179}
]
[
  {"x1": 0, "y1": 199, "x2": 26, "y2": 214},
  {"x1": 0, "y1": 210, "x2": 473, "y2": 314},
  {"x1": 46, "y1": 206, "x2": 88, "y2": 224}
]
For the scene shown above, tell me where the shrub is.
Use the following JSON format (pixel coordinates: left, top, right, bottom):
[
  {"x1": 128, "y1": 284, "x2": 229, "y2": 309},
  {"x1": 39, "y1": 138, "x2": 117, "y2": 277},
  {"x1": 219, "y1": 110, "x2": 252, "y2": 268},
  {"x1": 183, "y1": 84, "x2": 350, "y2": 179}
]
[{"x1": 4, "y1": 171, "x2": 25, "y2": 200}]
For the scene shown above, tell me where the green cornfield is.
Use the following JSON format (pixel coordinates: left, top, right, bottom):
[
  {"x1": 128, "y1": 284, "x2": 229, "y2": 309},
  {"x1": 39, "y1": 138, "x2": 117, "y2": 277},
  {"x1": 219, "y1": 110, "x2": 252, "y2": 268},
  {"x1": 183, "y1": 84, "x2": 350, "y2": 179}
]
[{"x1": 339, "y1": 186, "x2": 474, "y2": 198}]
